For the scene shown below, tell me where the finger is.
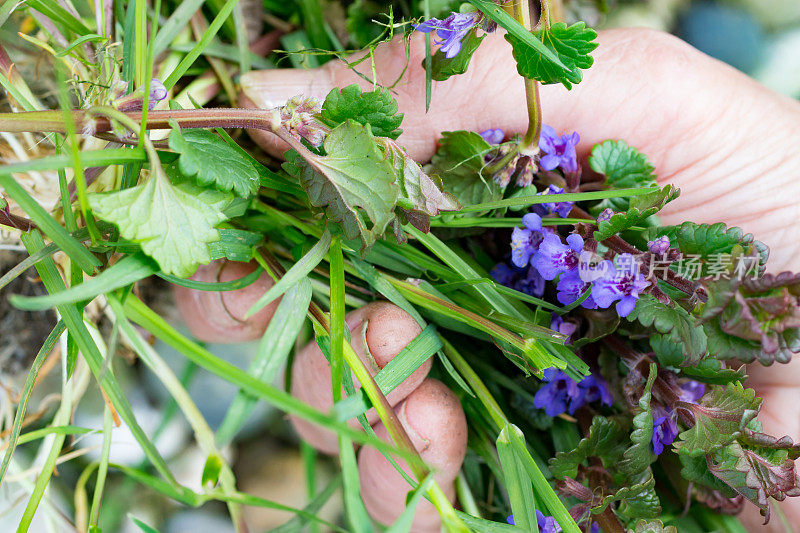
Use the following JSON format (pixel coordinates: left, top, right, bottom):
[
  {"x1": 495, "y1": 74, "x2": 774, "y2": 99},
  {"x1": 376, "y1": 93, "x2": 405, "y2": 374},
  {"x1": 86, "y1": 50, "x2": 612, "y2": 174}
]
[
  {"x1": 357, "y1": 378, "x2": 468, "y2": 530},
  {"x1": 173, "y1": 259, "x2": 280, "y2": 343},
  {"x1": 289, "y1": 302, "x2": 430, "y2": 454},
  {"x1": 241, "y1": 28, "x2": 800, "y2": 271}
]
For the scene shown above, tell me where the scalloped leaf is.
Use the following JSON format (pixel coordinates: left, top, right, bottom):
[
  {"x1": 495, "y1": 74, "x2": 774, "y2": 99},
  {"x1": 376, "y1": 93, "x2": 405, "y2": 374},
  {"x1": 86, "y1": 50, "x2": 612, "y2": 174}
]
[
  {"x1": 550, "y1": 415, "x2": 628, "y2": 479},
  {"x1": 628, "y1": 520, "x2": 678, "y2": 533},
  {"x1": 506, "y1": 21, "x2": 598, "y2": 89},
  {"x1": 618, "y1": 365, "x2": 657, "y2": 481},
  {"x1": 627, "y1": 294, "x2": 707, "y2": 365},
  {"x1": 643, "y1": 221, "x2": 769, "y2": 273},
  {"x1": 592, "y1": 471, "x2": 660, "y2": 519},
  {"x1": 708, "y1": 441, "x2": 800, "y2": 520},
  {"x1": 594, "y1": 185, "x2": 679, "y2": 241},
  {"x1": 319, "y1": 84, "x2": 403, "y2": 140},
  {"x1": 283, "y1": 121, "x2": 400, "y2": 248},
  {"x1": 427, "y1": 130, "x2": 502, "y2": 209},
  {"x1": 88, "y1": 168, "x2": 226, "y2": 277},
  {"x1": 168, "y1": 128, "x2": 259, "y2": 198},
  {"x1": 676, "y1": 383, "x2": 761, "y2": 456},
  {"x1": 589, "y1": 140, "x2": 657, "y2": 213}
]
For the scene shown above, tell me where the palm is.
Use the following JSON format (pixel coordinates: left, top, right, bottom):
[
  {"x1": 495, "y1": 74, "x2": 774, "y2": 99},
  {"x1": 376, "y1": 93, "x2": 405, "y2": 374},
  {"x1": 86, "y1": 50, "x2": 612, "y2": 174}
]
[{"x1": 240, "y1": 27, "x2": 800, "y2": 531}]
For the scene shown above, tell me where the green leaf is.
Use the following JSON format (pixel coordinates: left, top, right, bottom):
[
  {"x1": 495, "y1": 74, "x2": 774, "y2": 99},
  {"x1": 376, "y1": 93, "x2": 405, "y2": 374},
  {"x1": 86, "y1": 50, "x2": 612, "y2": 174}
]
[
  {"x1": 618, "y1": 364, "x2": 657, "y2": 481},
  {"x1": 130, "y1": 515, "x2": 162, "y2": 533},
  {"x1": 643, "y1": 221, "x2": 769, "y2": 273},
  {"x1": 429, "y1": 28, "x2": 484, "y2": 81},
  {"x1": 284, "y1": 121, "x2": 400, "y2": 247},
  {"x1": 245, "y1": 229, "x2": 331, "y2": 317},
  {"x1": 89, "y1": 170, "x2": 226, "y2": 277},
  {"x1": 589, "y1": 140, "x2": 657, "y2": 213},
  {"x1": 168, "y1": 128, "x2": 260, "y2": 197},
  {"x1": 505, "y1": 22, "x2": 598, "y2": 89},
  {"x1": 594, "y1": 185, "x2": 680, "y2": 241},
  {"x1": 679, "y1": 452, "x2": 736, "y2": 496},
  {"x1": 427, "y1": 131, "x2": 502, "y2": 209},
  {"x1": 320, "y1": 85, "x2": 404, "y2": 140},
  {"x1": 378, "y1": 139, "x2": 460, "y2": 220},
  {"x1": 201, "y1": 454, "x2": 223, "y2": 487},
  {"x1": 497, "y1": 426, "x2": 538, "y2": 531},
  {"x1": 707, "y1": 441, "x2": 800, "y2": 516},
  {"x1": 10, "y1": 253, "x2": 158, "y2": 311},
  {"x1": 550, "y1": 416, "x2": 628, "y2": 479},
  {"x1": 626, "y1": 294, "x2": 707, "y2": 365},
  {"x1": 593, "y1": 470, "x2": 661, "y2": 519},
  {"x1": 208, "y1": 229, "x2": 263, "y2": 262},
  {"x1": 467, "y1": 0, "x2": 564, "y2": 68},
  {"x1": 676, "y1": 383, "x2": 761, "y2": 456},
  {"x1": 628, "y1": 520, "x2": 677, "y2": 533}
]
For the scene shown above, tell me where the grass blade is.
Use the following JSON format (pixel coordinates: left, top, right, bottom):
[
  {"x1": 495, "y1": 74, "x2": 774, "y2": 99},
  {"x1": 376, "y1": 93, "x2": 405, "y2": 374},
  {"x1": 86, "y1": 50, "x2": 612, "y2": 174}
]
[
  {"x1": 215, "y1": 278, "x2": 313, "y2": 445},
  {"x1": 10, "y1": 253, "x2": 158, "y2": 310},
  {"x1": 245, "y1": 228, "x2": 331, "y2": 317},
  {"x1": 0, "y1": 321, "x2": 66, "y2": 488}
]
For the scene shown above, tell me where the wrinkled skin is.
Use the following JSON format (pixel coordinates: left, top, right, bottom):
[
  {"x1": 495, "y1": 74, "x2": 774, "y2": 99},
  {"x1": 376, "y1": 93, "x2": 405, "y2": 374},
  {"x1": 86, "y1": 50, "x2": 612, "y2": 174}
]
[{"x1": 180, "y1": 27, "x2": 800, "y2": 530}]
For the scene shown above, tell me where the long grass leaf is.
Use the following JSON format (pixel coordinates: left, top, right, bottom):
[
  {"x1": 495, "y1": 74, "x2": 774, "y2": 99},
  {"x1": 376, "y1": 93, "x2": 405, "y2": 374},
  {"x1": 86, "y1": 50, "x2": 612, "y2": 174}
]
[
  {"x1": 245, "y1": 228, "x2": 331, "y2": 317},
  {"x1": 122, "y1": 294, "x2": 417, "y2": 461},
  {"x1": 0, "y1": 321, "x2": 66, "y2": 488},
  {"x1": 20, "y1": 231, "x2": 179, "y2": 487},
  {"x1": 215, "y1": 278, "x2": 312, "y2": 445},
  {"x1": 10, "y1": 253, "x2": 158, "y2": 310}
]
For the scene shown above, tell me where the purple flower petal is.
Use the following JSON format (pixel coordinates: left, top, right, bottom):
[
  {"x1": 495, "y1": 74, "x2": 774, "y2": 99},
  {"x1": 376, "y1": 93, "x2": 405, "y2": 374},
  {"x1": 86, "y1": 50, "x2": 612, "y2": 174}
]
[{"x1": 479, "y1": 128, "x2": 504, "y2": 145}]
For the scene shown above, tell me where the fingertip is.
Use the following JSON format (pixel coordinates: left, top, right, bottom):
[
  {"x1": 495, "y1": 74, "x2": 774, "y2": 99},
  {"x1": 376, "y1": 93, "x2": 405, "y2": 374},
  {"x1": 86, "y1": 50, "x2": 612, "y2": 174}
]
[
  {"x1": 357, "y1": 379, "x2": 466, "y2": 529},
  {"x1": 288, "y1": 302, "x2": 433, "y2": 453},
  {"x1": 173, "y1": 260, "x2": 278, "y2": 343}
]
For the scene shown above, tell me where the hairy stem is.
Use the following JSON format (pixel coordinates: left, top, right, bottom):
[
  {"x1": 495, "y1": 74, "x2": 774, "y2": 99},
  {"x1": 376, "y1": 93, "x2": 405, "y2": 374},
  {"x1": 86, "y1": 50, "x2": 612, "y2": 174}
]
[{"x1": 513, "y1": 0, "x2": 542, "y2": 156}]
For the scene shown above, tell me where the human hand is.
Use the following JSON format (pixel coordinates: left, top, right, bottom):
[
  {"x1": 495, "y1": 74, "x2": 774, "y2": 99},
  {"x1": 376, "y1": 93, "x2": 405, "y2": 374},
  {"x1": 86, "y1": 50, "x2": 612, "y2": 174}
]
[{"x1": 183, "y1": 27, "x2": 800, "y2": 530}]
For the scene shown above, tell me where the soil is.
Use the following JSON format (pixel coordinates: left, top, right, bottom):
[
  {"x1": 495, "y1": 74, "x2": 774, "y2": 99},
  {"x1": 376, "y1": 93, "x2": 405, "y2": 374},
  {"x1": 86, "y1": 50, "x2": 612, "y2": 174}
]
[{"x1": 0, "y1": 250, "x2": 57, "y2": 377}]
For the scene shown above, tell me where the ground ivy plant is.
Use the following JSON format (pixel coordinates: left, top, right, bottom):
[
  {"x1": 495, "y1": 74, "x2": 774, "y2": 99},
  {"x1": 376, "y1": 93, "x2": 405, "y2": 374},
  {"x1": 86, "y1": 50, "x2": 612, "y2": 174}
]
[{"x1": 0, "y1": 0, "x2": 798, "y2": 532}]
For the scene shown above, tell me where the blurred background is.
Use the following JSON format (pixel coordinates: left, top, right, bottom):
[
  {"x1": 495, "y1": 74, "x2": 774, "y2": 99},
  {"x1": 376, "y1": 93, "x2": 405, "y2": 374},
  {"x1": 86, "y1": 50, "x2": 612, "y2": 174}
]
[{"x1": 1, "y1": 0, "x2": 799, "y2": 531}]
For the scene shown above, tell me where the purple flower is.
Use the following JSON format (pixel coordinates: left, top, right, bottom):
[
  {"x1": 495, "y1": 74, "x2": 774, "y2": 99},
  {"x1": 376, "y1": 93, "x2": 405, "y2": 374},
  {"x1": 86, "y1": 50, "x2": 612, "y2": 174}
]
[
  {"x1": 550, "y1": 315, "x2": 578, "y2": 344},
  {"x1": 571, "y1": 375, "x2": 613, "y2": 414},
  {"x1": 480, "y1": 128, "x2": 504, "y2": 145},
  {"x1": 652, "y1": 407, "x2": 679, "y2": 455},
  {"x1": 591, "y1": 254, "x2": 650, "y2": 317},
  {"x1": 590, "y1": 523, "x2": 601, "y2": 533},
  {"x1": 555, "y1": 269, "x2": 597, "y2": 309},
  {"x1": 491, "y1": 262, "x2": 545, "y2": 298},
  {"x1": 648, "y1": 235, "x2": 671, "y2": 255},
  {"x1": 538, "y1": 124, "x2": 580, "y2": 173},
  {"x1": 534, "y1": 369, "x2": 581, "y2": 417},
  {"x1": 148, "y1": 78, "x2": 167, "y2": 108},
  {"x1": 536, "y1": 510, "x2": 562, "y2": 533},
  {"x1": 507, "y1": 515, "x2": 515, "y2": 525},
  {"x1": 679, "y1": 380, "x2": 705, "y2": 404},
  {"x1": 414, "y1": 12, "x2": 480, "y2": 58},
  {"x1": 597, "y1": 208, "x2": 614, "y2": 222},
  {"x1": 511, "y1": 213, "x2": 544, "y2": 268},
  {"x1": 533, "y1": 185, "x2": 574, "y2": 218},
  {"x1": 532, "y1": 232, "x2": 584, "y2": 281}
]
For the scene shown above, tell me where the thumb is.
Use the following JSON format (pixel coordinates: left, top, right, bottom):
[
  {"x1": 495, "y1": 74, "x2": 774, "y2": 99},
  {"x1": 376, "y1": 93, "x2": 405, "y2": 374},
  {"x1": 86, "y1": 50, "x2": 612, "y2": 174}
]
[{"x1": 240, "y1": 27, "x2": 800, "y2": 271}]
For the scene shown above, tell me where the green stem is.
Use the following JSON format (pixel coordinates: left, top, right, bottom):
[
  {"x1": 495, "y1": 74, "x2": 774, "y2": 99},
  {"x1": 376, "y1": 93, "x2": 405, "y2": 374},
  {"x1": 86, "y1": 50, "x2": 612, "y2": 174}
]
[{"x1": 514, "y1": 0, "x2": 542, "y2": 156}]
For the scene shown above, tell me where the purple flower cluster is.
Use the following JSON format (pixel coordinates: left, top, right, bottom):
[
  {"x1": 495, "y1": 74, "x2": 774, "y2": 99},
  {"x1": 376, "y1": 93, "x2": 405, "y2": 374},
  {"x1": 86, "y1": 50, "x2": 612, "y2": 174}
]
[
  {"x1": 491, "y1": 262, "x2": 545, "y2": 298},
  {"x1": 508, "y1": 213, "x2": 650, "y2": 317},
  {"x1": 652, "y1": 380, "x2": 704, "y2": 455},
  {"x1": 414, "y1": 11, "x2": 481, "y2": 58},
  {"x1": 533, "y1": 368, "x2": 613, "y2": 417},
  {"x1": 539, "y1": 125, "x2": 580, "y2": 173},
  {"x1": 533, "y1": 185, "x2": 574, "y2": 218},
  {"x1": 507, "y1": 511, "x2": 563, "y2": 532},
  {"x1": 647, "y1": 235, "x2": 671, "y2": 255}
]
